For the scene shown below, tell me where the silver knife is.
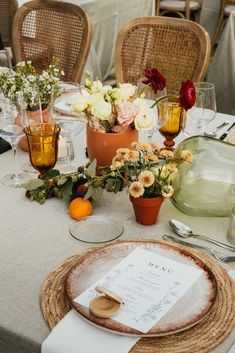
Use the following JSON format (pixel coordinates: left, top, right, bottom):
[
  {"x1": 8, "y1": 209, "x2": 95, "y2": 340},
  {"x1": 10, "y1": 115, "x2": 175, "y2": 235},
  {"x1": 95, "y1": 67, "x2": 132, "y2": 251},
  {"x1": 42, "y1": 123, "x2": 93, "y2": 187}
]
[{"x1": 219, "y1": 121, "x2": 235, "y2": 140}]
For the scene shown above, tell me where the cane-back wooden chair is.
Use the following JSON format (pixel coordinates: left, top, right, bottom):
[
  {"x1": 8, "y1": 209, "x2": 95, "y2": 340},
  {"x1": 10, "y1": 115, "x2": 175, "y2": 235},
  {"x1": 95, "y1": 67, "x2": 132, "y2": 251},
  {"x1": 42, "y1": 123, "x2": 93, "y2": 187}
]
[
  {"x1": 155, "y1": 0, "x2": 201, "y2": 21},
  {"x1": 12, "y1": 0, "x2": 92, "y2": 82},
  {"x1": 0, "y1": 0, "x2": 18, "y2": 47},
  {"x1": 115, "y1": 16, "x2": 211, "y2": 92},
  {"x1": 213, "y1": 0, "x2": 235, "y2": 46}
]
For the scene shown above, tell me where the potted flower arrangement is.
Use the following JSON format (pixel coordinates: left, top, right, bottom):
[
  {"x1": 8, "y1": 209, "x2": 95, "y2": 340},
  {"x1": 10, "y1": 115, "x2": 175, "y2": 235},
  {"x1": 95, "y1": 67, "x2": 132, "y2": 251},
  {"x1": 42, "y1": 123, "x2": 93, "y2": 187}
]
[
  {"x1": 109, "y1": 141, "x2": 193, "y2": 225},
  {"x1": 71, "y1": 72, "x2": 156, "y2": 166},
  {"x1": 0, "y1": 58, "x2": 63, "y2": 150}
]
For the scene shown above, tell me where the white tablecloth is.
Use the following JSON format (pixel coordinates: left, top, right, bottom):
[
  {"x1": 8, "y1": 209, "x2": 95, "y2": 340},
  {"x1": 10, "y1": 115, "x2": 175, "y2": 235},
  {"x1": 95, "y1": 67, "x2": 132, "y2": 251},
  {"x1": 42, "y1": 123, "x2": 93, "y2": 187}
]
[{"x1": 0, "y1": 111, "x2": 235, "y2": 353}]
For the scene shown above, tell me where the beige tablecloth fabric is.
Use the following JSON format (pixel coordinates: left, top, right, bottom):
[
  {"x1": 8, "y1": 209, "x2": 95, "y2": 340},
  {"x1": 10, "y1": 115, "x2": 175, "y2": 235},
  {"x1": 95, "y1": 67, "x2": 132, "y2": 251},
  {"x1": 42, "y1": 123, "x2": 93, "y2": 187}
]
[
  {"x1": 0, "y1": 112, "x2": 235, "y2": 353},
  {"x1": 207, "y1": 12, "x2": 235, "y2": 115}
]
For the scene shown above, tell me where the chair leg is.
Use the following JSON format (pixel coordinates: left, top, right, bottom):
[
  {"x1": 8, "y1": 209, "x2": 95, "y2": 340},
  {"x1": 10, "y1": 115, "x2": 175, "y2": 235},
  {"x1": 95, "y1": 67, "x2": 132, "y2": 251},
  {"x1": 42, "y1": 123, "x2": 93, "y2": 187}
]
[{"x1": 155, "y1": 0, "x2": 160, "y2": 16}]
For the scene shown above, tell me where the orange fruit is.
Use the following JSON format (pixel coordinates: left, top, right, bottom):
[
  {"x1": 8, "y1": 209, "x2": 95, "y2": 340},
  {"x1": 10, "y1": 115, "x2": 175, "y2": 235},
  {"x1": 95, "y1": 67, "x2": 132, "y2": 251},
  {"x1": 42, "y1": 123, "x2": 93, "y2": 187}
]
[{"x1": 69, "y1": 197, "x2": 93, "y2": 220}]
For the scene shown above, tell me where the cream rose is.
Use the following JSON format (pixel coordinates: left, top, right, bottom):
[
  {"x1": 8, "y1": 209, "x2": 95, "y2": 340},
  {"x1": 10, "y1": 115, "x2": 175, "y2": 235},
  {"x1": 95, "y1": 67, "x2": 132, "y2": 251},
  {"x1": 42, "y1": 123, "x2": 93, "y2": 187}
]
[
  {"x1": 72, "y1": 95, "x2": 89, "y2": 113},
  {"x1": 134, "y1": 107, "x2": 154, "y2": 131},
  {"x1": 118, "y1": 83, "x2": 136, "y2": 100},
  {"x1": 90, "y1": 98, "x2": 112, "y2": 120}
]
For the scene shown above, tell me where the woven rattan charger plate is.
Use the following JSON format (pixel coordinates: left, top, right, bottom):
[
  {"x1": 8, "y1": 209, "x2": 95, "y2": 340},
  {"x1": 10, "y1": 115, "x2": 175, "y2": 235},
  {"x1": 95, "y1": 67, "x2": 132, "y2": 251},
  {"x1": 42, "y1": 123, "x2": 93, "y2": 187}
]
[{"x1": 40, "y1": 240, "x2": 235, "y2": 353}]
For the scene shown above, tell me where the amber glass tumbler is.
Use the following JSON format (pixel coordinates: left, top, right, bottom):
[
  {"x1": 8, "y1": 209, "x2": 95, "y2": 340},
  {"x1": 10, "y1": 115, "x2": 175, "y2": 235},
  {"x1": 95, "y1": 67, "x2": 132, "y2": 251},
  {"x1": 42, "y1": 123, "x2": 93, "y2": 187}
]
[{"x1": 24, "y1": 123, "x2": 60, "y2": 175}]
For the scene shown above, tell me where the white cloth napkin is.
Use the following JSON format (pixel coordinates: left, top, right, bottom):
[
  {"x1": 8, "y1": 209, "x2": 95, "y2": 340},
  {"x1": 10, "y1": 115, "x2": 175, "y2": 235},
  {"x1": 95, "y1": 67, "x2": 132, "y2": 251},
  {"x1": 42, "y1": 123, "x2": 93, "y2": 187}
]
[{"x1": 41, "y1": 310, "x2": 139, "y2": 353}]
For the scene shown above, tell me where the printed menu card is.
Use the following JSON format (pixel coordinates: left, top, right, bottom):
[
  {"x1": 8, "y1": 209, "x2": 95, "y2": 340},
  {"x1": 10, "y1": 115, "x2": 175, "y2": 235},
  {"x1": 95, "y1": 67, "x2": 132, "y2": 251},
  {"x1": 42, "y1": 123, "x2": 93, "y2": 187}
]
[{"x1": 75, "y1": 247, "x2": 203, "y2": 333}]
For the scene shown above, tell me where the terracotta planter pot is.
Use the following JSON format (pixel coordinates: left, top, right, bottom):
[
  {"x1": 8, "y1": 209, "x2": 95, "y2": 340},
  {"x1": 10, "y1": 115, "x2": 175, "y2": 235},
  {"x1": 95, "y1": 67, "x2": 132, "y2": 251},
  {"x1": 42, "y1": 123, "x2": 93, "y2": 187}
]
[
  {"x1": 15, "y1": 107, "x2": 50, "y2": 151},
  {"x1": 129, "y1": 195, "x2": 164, "y2": 225},
  {"x1": 86, "y1": 125, "x2": 138, "y2": 166}
]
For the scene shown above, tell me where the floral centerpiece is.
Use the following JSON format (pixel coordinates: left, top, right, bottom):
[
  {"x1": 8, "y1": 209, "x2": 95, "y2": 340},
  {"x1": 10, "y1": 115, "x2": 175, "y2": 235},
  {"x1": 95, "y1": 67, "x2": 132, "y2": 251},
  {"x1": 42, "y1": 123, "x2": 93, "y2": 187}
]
[
  {"x1": 0, "y1": 57, "x2": 63, "y2": 111},
  {"x1": 72, "y1": 72, "x2": 155, "y2": 134},
  {"x1": 21, "y1": 140, "x2": 192, "y2": 225},
  {"x1": 71, "y1": 72, "x2": 159, "y2": 166}
]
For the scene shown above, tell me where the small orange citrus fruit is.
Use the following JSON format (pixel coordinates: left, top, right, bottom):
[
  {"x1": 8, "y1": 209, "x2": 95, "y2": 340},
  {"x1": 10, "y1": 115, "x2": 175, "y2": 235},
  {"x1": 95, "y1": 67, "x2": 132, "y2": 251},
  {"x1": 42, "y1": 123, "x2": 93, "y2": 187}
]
[{"x1": 69, "y1": 197, "x2": 93, "y2": 220}]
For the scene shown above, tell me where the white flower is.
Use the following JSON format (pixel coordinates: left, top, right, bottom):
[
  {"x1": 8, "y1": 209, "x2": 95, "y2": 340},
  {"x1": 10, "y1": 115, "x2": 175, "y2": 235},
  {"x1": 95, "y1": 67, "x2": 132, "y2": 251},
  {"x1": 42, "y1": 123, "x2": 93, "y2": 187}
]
[
  {"x1": 118, "y1": 83, "x2": 136, "y2": 100},
  {"x1": 90, "y1": 80, "x2": 103, "y2": 94},
  {"x1": 161, "y1": 185, "x2": 174, "y2": 198},
  {"x1": 90, "y1": 98, "x2": 112, "y2": 120},
  {"x1": 134, "y1": 106, "x2": 155, "y2": 131},
  {"x1": 72, "y1": 95, "x2": 89, "y2": 113}
]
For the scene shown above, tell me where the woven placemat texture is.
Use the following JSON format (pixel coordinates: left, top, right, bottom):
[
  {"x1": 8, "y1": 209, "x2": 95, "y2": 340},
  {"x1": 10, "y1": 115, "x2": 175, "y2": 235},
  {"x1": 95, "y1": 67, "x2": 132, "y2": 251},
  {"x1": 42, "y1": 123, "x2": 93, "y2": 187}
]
[{"x1": 40, "y1": 240, "x2": 235, "y2": 353}]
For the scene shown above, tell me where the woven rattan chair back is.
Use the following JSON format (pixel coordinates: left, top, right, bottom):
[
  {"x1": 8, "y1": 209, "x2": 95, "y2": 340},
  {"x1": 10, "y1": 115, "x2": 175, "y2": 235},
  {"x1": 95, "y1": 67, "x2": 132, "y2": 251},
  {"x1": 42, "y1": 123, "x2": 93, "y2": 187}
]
[
  {"x1": 115, "y1": 17, "x2": 211, "y2": 91},
  {"x1": 12, "y1": 0, "x2": 92, "y2": 82},
  {"x1": 0, "y1": 0, "x2": 18, "y2": 47},
  {"x1": 212, "y1": 0, "x2": 235, "y2": 46},
  {"x1": 155, "y1": 0, "x2": 201, "y2": 21}
]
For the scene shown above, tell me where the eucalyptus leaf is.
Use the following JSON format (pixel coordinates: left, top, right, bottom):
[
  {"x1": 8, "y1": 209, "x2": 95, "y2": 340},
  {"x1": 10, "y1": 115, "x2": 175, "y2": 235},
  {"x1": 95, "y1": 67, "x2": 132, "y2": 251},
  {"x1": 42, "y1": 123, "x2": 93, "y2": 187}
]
[
  {"x1": 19, "y1": 179, "x2": 44, "y2": 190},
  {"x1": 85, "y1": 159, "x2": 97, "y2": 177},
  {"x1": 92, "y1": 186, "x2": 103, "y2": 203},
  {"x1": 84, "y1": 185, "x2": 94, "y2": 200},
  {"x1": 61, "y1": 180, "x2": 73, "y2": 203}
]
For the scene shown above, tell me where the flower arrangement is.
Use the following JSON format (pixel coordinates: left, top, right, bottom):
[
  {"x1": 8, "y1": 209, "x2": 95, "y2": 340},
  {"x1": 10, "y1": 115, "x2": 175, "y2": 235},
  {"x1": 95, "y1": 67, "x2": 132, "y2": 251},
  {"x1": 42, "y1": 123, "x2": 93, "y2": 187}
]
[
  {"x1": 109, "y1": 141, "x2": 193, "y2": 199},
  {"x1": 0, "y1": 58, "x2": 63, "y2": 110},
  {"x1": 71, "y1": 72, "x2": 156, "y2": 133},
  {"x1": 21, "y1": 141, "x2": 192, "y2": 204}
]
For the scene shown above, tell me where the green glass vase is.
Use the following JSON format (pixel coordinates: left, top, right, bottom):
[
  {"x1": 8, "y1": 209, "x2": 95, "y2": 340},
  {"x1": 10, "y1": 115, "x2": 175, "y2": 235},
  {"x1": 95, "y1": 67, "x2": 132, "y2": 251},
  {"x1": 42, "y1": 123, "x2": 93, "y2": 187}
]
[{"x1": 171, "y1": 136, "x2": 235, "y2": 217}]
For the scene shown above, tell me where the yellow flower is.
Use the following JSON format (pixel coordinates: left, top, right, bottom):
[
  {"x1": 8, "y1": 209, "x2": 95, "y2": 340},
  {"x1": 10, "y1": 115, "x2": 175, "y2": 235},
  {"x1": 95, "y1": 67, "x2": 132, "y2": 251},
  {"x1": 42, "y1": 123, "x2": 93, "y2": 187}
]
[
  {"x1": 138, "y1": 171, "x2": 155, "y2": 187},
  {"x1": 167, "y1": 163, "x2": 178, "y2": 173},
  {"x1": 110, "y1": 161, "x2": 123, "y2": 171},
  {"x1": 145, "y1": 152, "x2": 158, "y2": 161},
  {"x1": 150, "y1": 142, "x2": 160, "y2": 151},
  {"x1": 116, "y1": 148, "x2": 130, "y2": 154},
  {"x1": 135, "y1": 142, "x2": 152, "y2": 150},
  {"x1": 158, "y1": 149, "x2": 174, "y2": 159},
  {"x1": 129, "y1": 181, "x2": 145, "y2": 198},
  {"x1": 127, "y1": 150, "x2": 138, "y2": 162},
  {"x1": 181, "y1": 150, "x2": 193, "y2": 163}
]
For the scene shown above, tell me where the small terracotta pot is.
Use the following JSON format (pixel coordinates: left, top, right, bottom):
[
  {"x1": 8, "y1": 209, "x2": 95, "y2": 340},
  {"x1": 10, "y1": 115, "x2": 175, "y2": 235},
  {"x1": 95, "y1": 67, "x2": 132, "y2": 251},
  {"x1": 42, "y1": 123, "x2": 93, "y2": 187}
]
[
  {"x1": 15, "y1": 107, "x2": 50, "y2": 151},
  {"x1": 86, "y1": 125, "x2": 138, "y2": 166},
  {"x1": 129, "y1": 195, "x2": 164, "y2": 225}
]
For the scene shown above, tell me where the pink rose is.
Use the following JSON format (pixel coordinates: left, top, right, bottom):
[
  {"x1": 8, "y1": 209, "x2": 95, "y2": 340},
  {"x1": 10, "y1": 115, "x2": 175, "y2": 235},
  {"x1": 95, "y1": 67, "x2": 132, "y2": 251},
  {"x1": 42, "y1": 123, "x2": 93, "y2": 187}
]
[{"x1": 116, "y1": 101, "x2": 139, "y2": 126}]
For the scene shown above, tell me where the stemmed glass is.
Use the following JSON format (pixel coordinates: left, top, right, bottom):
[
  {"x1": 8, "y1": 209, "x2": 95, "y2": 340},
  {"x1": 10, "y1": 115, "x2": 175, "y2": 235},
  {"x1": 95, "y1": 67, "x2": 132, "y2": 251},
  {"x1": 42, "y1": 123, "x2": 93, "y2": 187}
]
[
  {"x1": 16, "y1": 89, "x2": 43, "y2": 173},
  {"x1": 137, "y1": 78, "x2": 167, "y2": 142},
  {"x1": 184, "y1": 82, "x2": 217, "y2": 136},
  {"x1": 158, "y1": 96, "x2": 184, "y2": 151},
  {"x1": 0, "y1": 96, "x2": 30, "y2": 187}
]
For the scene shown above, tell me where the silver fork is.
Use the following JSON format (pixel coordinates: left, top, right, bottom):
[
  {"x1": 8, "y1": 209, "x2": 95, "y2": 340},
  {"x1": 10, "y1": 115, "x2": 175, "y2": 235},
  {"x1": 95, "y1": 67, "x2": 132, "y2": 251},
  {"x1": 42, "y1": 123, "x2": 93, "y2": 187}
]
[
  {"x1": 163, "y1": 234, "x2": 235, "y2": 263},
  {"x1": 204, "y1": 122, "x2": 229, "y2": 137}
]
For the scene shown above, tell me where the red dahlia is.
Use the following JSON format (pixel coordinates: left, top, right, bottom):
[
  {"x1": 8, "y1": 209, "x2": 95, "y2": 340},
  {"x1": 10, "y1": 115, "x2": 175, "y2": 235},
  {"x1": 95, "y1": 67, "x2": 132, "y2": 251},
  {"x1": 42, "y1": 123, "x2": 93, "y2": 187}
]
[{"x1": 143, "y1": 68, "x2": 166, "y2": 94}]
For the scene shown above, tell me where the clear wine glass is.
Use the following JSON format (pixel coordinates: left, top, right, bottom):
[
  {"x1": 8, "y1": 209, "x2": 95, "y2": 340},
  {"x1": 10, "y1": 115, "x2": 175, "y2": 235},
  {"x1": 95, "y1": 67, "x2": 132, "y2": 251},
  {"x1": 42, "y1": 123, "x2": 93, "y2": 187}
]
[
  {"x1": 136, "y1": 78, "x2": 167, "y2": 143},
  {"x1": 0, "y1": 96, "x2": 30, "y2": 187},
  {"x1": 184, "y1": 82, "x2": 217, "y2": 136},
  {"x1": 50, "y1": 83, "x2": 86, "y2": 172},
  {"x1": 16, "y1": 89, "x2": 43, "y2": 174}
]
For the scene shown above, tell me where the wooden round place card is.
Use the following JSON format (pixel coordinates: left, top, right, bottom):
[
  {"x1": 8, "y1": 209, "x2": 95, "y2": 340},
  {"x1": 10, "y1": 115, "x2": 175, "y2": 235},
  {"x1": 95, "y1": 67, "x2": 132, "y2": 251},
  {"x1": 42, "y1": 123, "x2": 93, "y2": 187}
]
[{"x1": 89, "y1": 286, "x2": 123, "y2": 318}]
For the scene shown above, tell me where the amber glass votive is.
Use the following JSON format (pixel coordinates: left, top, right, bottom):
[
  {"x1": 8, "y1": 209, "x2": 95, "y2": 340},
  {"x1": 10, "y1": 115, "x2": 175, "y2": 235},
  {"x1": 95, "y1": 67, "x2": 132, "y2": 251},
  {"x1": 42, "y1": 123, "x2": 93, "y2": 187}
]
[{"x1": 24, "y1": 124, "x2": 60, "y2": 175}]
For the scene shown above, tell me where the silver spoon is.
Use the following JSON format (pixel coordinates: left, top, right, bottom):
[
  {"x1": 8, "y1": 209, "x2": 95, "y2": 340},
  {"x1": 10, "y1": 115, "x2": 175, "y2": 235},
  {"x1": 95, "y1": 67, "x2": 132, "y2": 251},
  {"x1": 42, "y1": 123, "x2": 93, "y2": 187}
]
[
  {"x1": 204, "y1": 121, "x2": 229, "y2": 137},
  {"x1": 169, "y1": 219, "x2": 235, "y2": 252},
  {"x1": 163, "y1": 234, "x2": 235, "y2": 263}
]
